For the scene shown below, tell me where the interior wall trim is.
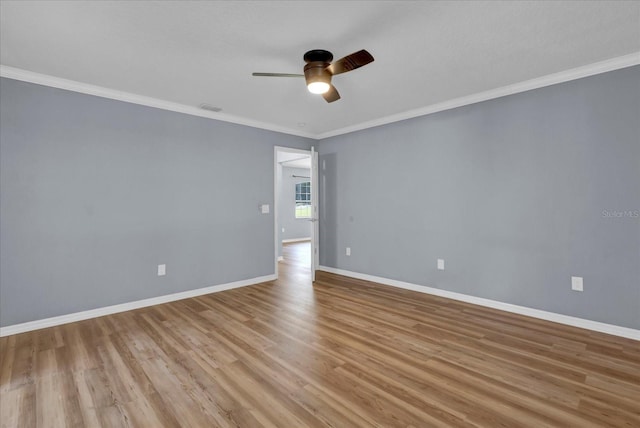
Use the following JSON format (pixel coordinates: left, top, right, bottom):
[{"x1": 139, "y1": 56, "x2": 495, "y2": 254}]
[
  {"x1": 0, "y1": 274, "x2": 276, "y2": 337},
  {"x1": 2, "y1": 52, "x2": 639, "y2": 140},
  {"x1": 0, "y1": 65, "x2": 316, "y2": 139},
  {"x1": 316, "y1": 52, "x2": 640, "y2": 139},
  {"x1": 317, "y1": 266, "x2": 640, "y2": 341}
]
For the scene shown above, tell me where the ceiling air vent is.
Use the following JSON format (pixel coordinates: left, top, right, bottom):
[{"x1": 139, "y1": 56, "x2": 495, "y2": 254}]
[{"x1": 199, "y1": 103, "x2": 222, "y2": 112}]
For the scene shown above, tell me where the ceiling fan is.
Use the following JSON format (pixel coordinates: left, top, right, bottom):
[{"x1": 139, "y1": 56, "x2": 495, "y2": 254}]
[{"x1": 252, "y1": 49, "x2": 374, "y2": 103}]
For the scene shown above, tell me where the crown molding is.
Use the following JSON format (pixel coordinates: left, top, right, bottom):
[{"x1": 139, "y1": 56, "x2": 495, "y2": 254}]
[
  {"x1": 317, "y1": 52, "x2": 640, "y2": 139},
  {"x1": 2, "y1": 52, "x2": 639, "y2": 141},
  {"x1": 0, "y1": 65, "x2": 317, "y2": 140}
]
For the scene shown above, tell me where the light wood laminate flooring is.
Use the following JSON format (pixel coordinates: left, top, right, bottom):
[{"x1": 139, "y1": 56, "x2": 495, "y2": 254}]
[{"x1": 1, "y1": 242, "x2": 639, "y2": 427}]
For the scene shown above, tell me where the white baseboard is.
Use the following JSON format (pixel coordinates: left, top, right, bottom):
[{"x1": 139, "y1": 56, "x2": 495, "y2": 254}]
[
  {"x1": 317, "y1": 266, "x2": 639, "y2": 341},
  {"x1": 0, "y1": 274, "x2": 276, "y2": 337},
  {"x1": 282, "y1": 238, "x2": 311, "y2": 243}
]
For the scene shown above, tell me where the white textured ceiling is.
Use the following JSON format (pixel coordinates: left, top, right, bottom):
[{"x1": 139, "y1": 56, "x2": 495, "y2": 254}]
[{"x1": 1, "y1": 1, "x2": 639, "y2": 138}]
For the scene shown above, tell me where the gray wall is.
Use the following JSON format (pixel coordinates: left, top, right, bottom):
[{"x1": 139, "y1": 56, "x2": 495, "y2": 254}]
[
  {"x1": 2, "y1": 66, "x2": 639, "y2": 330},
  {"x1": 0, "y1": 77, "x2": 312, "y2": 326},
  {"x1": 280, "y1": 167, "x2": 311, "y2": 241},
  {"x1": 319, "y1": 66, "x2": 640, "y2": 329}
]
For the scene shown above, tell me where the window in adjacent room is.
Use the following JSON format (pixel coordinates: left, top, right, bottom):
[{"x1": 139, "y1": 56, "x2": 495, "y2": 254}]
[{"x1": 295, "y1": 181, "x2": 311, "y2": 218}]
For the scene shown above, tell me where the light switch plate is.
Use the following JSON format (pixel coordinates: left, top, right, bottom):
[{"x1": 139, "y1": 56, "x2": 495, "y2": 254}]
[
  {"x1": 346, "y1": 247, "x2": 351, "y2": 256},
  {"x1": 437, "y1": 259, "x2": 445, "y2": 270},
  {"x1": 158, "y1": 264, "x2": 166, "y2": 276},
  {"x1": 571, "y1": 276, "x2": 583, "y2": 291},
  {"x1": 260, "y1": 204, "x2": 270, "y2": 214}
]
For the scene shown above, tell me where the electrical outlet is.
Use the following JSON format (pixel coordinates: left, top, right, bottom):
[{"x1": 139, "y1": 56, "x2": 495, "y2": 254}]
[
  {"x1": 158, "y1": 264, "x2": 166, "y2": 276},
  {"x1": 346, "y1": 247, "x2": 351, "y2": 256},
  {"x1": 571, "y1": 276, "x2": 583, "y2": 292},
  {"x1": 437, "y1": 259, "x2": 445, "y2": 270}
]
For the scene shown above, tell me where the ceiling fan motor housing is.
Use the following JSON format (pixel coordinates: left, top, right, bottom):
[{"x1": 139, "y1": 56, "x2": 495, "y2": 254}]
[
  {"x1": 304, "y1": 62, "x2": 331, "y2": 86},
  {"x1": 303, "y1": 49, "x2": 333, "y2": 87}
]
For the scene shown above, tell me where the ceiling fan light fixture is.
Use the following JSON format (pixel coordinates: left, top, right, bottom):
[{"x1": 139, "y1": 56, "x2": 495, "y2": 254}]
[
  {"x1": 304, "y1": 60, "x2": 331, "y2": 95},
  {"x1": 307, "y1": 81, "x2": 330, "y2": 94},
  {"x1": 252, "y1": 49, "x2": 373, "y2": 103}
]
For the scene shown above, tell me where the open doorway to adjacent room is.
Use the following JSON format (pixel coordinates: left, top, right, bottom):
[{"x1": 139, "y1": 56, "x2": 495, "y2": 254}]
[{"x1": 274, "y1": 146, "x2": 318, "y2": 281}]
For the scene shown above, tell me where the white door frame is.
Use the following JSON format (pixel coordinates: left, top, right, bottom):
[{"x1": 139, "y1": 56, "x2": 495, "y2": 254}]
[
  {"x1": 273, "y1": 146, "x2": 316, "y2": 279},
  {"x1": 310, "y1": 146, "x2": 319, "y2": 282}
]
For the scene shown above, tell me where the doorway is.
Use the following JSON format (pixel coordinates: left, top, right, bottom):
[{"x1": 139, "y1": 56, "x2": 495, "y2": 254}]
[
  {"x1": 274, "y1": 146, "x2": 318, "y2": 281},
  {"x1": 282, "y1": 241, "x2": 312, "y2": 270}
]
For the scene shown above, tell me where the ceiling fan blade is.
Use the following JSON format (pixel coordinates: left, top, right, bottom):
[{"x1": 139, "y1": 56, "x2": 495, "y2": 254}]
[
  {"x1": 252, "y1": 72, "x2": 304, "y2": 77},
  {"x1": 322, "y1": 85, "x2": 341, "y2": 103},
  {"x1": 327, "y1": 50, "x2": 374, "y2": 76}
]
